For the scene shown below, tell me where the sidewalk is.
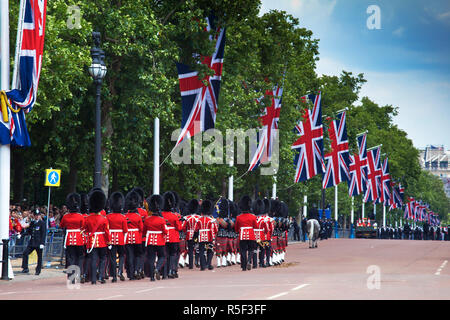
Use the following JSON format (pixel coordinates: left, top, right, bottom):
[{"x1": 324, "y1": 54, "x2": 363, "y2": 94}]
[{"x1": 0, "y1": 258, "x2": 66, "y2": 283}]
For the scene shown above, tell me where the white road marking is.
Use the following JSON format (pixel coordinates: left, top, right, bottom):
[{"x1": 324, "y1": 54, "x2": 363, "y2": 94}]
[
  {"x1": 267, "y1": 283, "x2": 310, "y2": 299},
  {"x1": 0, "y1": 292, "x2": 17, "y2": 295},
  {"x1": 291, "y1": 284, "x2": 310, "y2": 291},
  {"x1": 267, "y1": 292, "x2": 289, "y2": 300},
  {"x1": 135, "y1": 286, "x2": 164, "y2": 294},
  {"x1": 435, "y1": 260, "x2": 447, "y2": 276},
  {"x1": 97, "y1": 294, "x2": 124, "y2": 300}
]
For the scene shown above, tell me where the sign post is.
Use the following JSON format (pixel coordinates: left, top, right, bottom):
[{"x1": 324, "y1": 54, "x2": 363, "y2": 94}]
[{"x1": 44, "y1": 169, "x2": 61, "y2": 229}]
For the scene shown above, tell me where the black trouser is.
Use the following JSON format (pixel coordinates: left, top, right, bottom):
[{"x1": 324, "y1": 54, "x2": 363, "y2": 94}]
[
  {"x1": 239, "y1": 240, "x2": 254, "y2": 270},
  {"x1": 108, "y1": 245, "x2": 125, "y2": 278},
  {"x1": 163, "y1": 242, "x2": 179, "y2": 277},
  {"x1": 65, "y1": 246, "x2": 85, "y2": 278},
  {"x1": 88, "y1": 247, "x2": 107, "y2": 283},
  {"x1": 293, "y1": 229, "x2": 300, "y2": 241},
  {"x1": 125, "y1": 244, "x2": 143, "y2": 279},
  {"x1": 198, "y1": 242, "x2": 213, "y2": 270},
  {"x1": 146, "y1": 245, "x2": 165, "y2": 279},
  {"x1": 187, "y1": 239, "x2": 195, "y2": 268},
  {"x1": 21, "y1": 246, "x2": 43, "y2": 273}
]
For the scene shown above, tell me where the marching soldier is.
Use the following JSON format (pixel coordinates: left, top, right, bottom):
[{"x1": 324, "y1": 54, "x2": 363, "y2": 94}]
[
  {"x1": 59, "y1": 193, "x2": 85, "y2": 282},
  {"x1": 143, "y1": 194, "x2": 168, "y2": 281},
  {"x1": 106, "y1": 192, "x2": 128, "y2": 282},
  {"x1": 215, "y1": 198, "x2": 231, "y2": 268},
  {"x1": 182, "y1": 199, "x2": 200, "y2": 269},
  {"x1": 161, "y1": 192, "x2": 182, "y2": 279},
  {"x1": 195, "y1": 199, "x2": 218, "y2": 271},
  {"x1": 132, "y1": 187, "x2": 148, "y2": 278},
  {"x1": 125, "y1": 190, "x2": 144, "y2": 280},
  {"x1": 84, "y1": 189, "x2": 109, "y2": 284},
  {"x1": 252, "y1": 199, "x2": 267, "y2": 269},
  {"x1": 235, "y1": 195, "x2": 257, "y2": 271}
]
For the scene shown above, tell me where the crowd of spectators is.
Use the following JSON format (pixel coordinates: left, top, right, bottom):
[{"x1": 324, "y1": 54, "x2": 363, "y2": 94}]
[{"x1": 9, "y1": 203, "x2": 67, "y2": 246}]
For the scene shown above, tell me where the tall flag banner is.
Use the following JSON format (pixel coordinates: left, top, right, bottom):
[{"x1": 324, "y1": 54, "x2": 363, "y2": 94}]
[
  {"x1": 404, "y1": 197, "x2": 415, "y2": 220},
  {"x1": 347, "y1": 132, "x2": 368, "y2": 196},
  {"x1": 363, "y1": 146, "x2": 382, "y2": 203},
  {"x1": 389, "y1": 181, "x2": 403, "y2": 210},
  {"x1": 1, "y1": 0, "x2": 47, "y2": 146},
  {"x1": 174, "y1": 16, "x2": 226, "y2": 147},
  {"x1": 292, "y1": 92, "x2": 325, "y2": 183},
  {"x1": 322, "y1": 111, "x2": 351, "y2": 189},
  {"x1": 248, "y1": 86, "x2": 283, "y2": 171},
  {"x1": 379, "y1": 156, "x2": 391, "y2": 206}
]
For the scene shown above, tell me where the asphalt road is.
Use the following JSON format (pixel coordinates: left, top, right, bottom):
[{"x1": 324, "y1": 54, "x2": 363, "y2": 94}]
[{"x1": 1, "y1": 238, "x2": 449, "y2": 300}]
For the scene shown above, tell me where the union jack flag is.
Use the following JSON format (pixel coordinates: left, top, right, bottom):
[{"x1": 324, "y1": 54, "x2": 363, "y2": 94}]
[
  {"x1": 292, "y1": 92, "x2": 325, "y2": 183},
  {"x1": 389, "y1": 182, "x2": 403, "y2": 210},
  {"x1": 363, "y1": 146, "x2": 382, "y2": 203},
  {"x1": 1, "y1": 0, "x2": 47, "y2": 146},
  {"x1": 322, "y1": 111, "x2": 350, "y2": 189},
  {"x1": 404, "y1": 197, "x2": 415, "y2": 220},
  {"x1": 347, "y1": 133, "x2": 368, "y2": 197},
  {"x1": 174, "y1": 16, "x2": 226, "y2": 147},
  {"x1": 248, "y1": 86, "x2": 283, "y2": 171},
  {"x1": 379, "y1": 156, "x2": 391, "y2": 206}
]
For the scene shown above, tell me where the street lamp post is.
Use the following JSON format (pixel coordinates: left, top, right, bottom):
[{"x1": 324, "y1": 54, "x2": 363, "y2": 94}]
[{"x1": 88, "y1": 32, "x2": 107, "y2": 189}]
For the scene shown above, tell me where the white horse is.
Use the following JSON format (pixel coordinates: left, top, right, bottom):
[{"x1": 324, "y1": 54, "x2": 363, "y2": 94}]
[{"x1": 307, "y1": 219, "x2": 320, "y2": 248}]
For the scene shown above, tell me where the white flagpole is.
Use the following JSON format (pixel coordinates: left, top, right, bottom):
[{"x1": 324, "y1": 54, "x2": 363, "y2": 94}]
[
  {"x1": 303, "y1": 195, "x2": 307, "y2": 218},
  {"x1": 0, "y1": 0, "x2": 12, "y2": 280},
  {"x1": 228, "y1": 159, "x2": 233, "y2": 201},
  {"x1": 153, "y1": 117, "x2": 160, "y2": 194},
  {"x1": 272, "y1": 176, "x2": 277, "y2": 199},
  {"x1": 383, "y1": 204, "x2": 386, "y2": 227},
  {"x1": 362, "y1": 200, "x2": 365, "y2": 219},
  {"x1": 334, "y1": 185, "x2": 338, "y2": 221},
  {"x1": 351, "y1": 197, "x2": 354, "y2": 224}
]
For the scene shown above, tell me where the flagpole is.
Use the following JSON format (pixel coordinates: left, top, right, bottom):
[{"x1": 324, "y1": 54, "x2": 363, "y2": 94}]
[
  {"x1": 0, "y1": 0, "x2": 11, "y2": 280},
  {"x1": 228, "y1": 159, "x2": 233, "y2": 201},
  {"x1": 303, "y1": 195, "x2": 307, "y2": 218},
  {"x1": 153, "y1": 117, "x2": 160, "y2": 194},
  {"x1": 362, "y1": 201, "x2": 365, "y2": 219},
  {"x1": 383, "y1": 204, "x2": 386, "y2": 227},
  {"x1": 272, "y1": 176, "x2": 277, "y2": 199}
]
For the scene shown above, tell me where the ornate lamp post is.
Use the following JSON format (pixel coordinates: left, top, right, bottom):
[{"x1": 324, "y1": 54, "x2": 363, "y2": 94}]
[{"x1": 88, "y1": 32, "x2": 107, "y2": 188}]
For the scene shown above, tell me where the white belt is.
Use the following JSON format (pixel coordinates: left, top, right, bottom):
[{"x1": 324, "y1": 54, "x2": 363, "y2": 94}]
[
  {"x1": 241, "y1": 227, "x2": 253, "y2": 230},
  {"x1": 167, "y1": 227, "x2": 175, "y2": 230},
  {"x1": 145, "y1": 230, "x2": 163, "y2": 247},
  {"x1": 128, "y1": 228, "x2": 139, "y2": 232},
  {"x1": 64, "y1": 229, "x2": 82, "y2": 249},
  {"x1": 110, "y1": 229, "x2": 123, "y2": 233},
  {"x1": 87, "y1": 232, "x2": 105, "y2": 253},
  {"x1": 254, "y1": 229, "x2": 263, "y2": 232},
  {"x1": 199, "y1": 229, "x2": 210, "y2": 232}
]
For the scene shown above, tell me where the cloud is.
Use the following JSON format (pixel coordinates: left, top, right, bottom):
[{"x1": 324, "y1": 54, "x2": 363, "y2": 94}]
[{"x1": 392, "y1": 26, "x2": 405, "y2": 37}]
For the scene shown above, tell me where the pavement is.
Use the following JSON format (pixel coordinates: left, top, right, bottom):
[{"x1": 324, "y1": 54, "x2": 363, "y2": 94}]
[{"x1": 0, "y1": 238, "x2": 448, "y2": 300}]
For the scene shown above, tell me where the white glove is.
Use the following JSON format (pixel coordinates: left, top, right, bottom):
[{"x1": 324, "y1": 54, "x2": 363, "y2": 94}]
[
  {"x1": 39, "y1": 244, "x2": 44, "y2": 249},
  {"x1": 17, "y1": 234, "x2": 21, "y2": 240},
  {"x1": 108, "y1": 245, "x2": 112, "y2": 250}
]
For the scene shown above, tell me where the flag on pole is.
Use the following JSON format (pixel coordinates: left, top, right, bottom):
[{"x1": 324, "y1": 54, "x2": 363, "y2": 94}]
[
  {"x1": 322, "y1": 110, "x2": 350, "y2": 189},
  {"x1": 0, "y1": 0, "x2": 47, "y2": 147},
  {"x1": 174, "y1": 16, "x2": 226, "y2": 147},
  {"x1": 363, "y1": 146, "x2": 382, "y2": 203},
  {"x1": 347, "y1": 133, "x2": 368, "y2": 196},
  {"x1": 292, "y1": 92, "x2": 325, "y2": 183},
  {"x1": 379, "y1": 156, "x2": 391, "y2": 206},
  {"x1": 248, "y1": 86, "x2": 283, "y2": 171}
]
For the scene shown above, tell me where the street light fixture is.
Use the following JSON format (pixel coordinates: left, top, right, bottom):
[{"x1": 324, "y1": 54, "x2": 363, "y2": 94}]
[{"x1": 89, "y1": 32, "x2": 106, "y2": 188}]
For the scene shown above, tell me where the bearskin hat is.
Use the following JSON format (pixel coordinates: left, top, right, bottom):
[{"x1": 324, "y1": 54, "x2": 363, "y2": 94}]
[
  {"x1": 148, "y1": 194, "x2": 163, "y2": 213},
  {"x1": 66, "y1": 193, "x2": 81, "y2": 213},
  {"x1": 230, "y1": 201, "x2": 240, "y2": 218},
  {"x1": 238, "y1": 195, "x2": 252, "y2": 212},
  {"x1": 163, "y1": 191, "x2": 176, "y2": 211},
  {"x1": 269, "y1": 199, "x2": 280, "y2": 217},
  {"x1": 88, "y1": 189, "x2": 106, "y2": 213},
  {"x1": 125, "y1": 190, "x2": 139, "y2": 212},
  {"x1": 218, "y1": 198, "x2": 229, "y2": 218},
  {"x1": 132, "y1": 187, "x2": 145, "y2": 206},
  {"x1": 80, "y1": 193, "x2": 89, "y2": 214},
  {"x1": 187, "y1": 199, "x2": 199, "y2": 215},
  {"x1": 171, "y1": 191, "x2": 181, "y2": 212},
  {"x1": 109, "y1": 191, "x2": 125, "y2": 213},
  {"x1": 179, "y1": 200, "x2": 187, "y2": 216},
  {"x1": 252, "y1": 199, "x2": 265, "y2": 216},
  {"x1": 279, "y1": 201, "x2": 289, "y2": 218},
  {"x1": 200, "y1": 199, "x2": 213, "y2": 215}
]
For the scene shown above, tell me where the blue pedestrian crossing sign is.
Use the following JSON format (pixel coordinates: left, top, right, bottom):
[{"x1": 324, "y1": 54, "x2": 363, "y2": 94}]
[{"x1": 45, "y1": 169, "x2": 61, "y2": 187}]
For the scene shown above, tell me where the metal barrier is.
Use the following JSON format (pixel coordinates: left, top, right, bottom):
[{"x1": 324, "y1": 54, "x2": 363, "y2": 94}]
[{"x1": 8, "y1": 230, "x2": 65, "y2": 266}]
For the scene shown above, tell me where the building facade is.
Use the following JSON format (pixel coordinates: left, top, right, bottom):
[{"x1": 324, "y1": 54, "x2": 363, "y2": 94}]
[{"x1": 418, "y1": 145, "x2": 450, "y2": 198}]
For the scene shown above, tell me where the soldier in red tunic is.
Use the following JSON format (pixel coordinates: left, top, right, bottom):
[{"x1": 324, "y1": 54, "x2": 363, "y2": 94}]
[
  {"x1": 195, "y1": 200, "x2": 218, "y2": 271},
  {"x1": 143, "y1": 194, "x2": 168, "y2": 281},
  {"x1": 85, "y1": 189, "x2": 109, "y2": 284},
  {"x1": 251, "y1": 198, "x2": 267, "y2": 269},
  {"x1": 60, "y1": 193, "x2": 85, "y2": 282},
  {"x1": 161, "y1": 192, "x2": 182, "y2": 279},
  {"x1": 124, "y1": 191, "x2": 144, "y2": 280},
  {"x1": 132, "y1": 187, "x2": 148, "y2": 279},
  {"x1": 181, "y1": 199, "x2": 200, "y2": 269},
  {"x1": 106, "y1": 192, "x2": 128, "y2": 282},
  {"x1": 235, "y1": 195, "x2": 257, "y2": 271}
]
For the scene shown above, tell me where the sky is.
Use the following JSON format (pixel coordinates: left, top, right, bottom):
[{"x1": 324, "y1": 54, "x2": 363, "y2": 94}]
[{"x1": 260, "y1": 0, "x2": 450, "y2": 150}]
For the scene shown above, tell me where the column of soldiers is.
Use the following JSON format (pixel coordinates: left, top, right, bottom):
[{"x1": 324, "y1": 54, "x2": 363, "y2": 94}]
[
  {"x1": 376, "y1": 223, "x2": 449, "y2": 241},
  {"x1": 59, "y1": 188, "x2": 292, "y2": 284}
]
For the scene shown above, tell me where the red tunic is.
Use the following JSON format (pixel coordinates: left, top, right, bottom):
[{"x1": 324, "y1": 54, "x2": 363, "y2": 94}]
[
  {"x1": 161, "y1": 211, "x2": 182, "y2": 243},
  {"x1": 107, "y1": 213, "x2": 128, "y2": 245},
  {"x1": 235, "y1": 212, "x2": 257, "y2": 241},
  {"x1": 60, "y1": 212, "x2": 85, "y2": 247},
  {"x1": 255, "y1": 215, "x2": 270, "y2": 242},
  {"x1": 143, "y1": 215, "x2": 168, "y2": 246},
  {"x1": 182, "y1": 214, "x2": 199, "y2": 241},
  {"x1": 84, "y1": 213, "x2": 110, "y2": 250},
  {"x1": 195, "y1": 216, "x2": 218, "y2": 243},
  {"x1": 125, "y1": 211, "x2": 143, "y2": 244}
]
